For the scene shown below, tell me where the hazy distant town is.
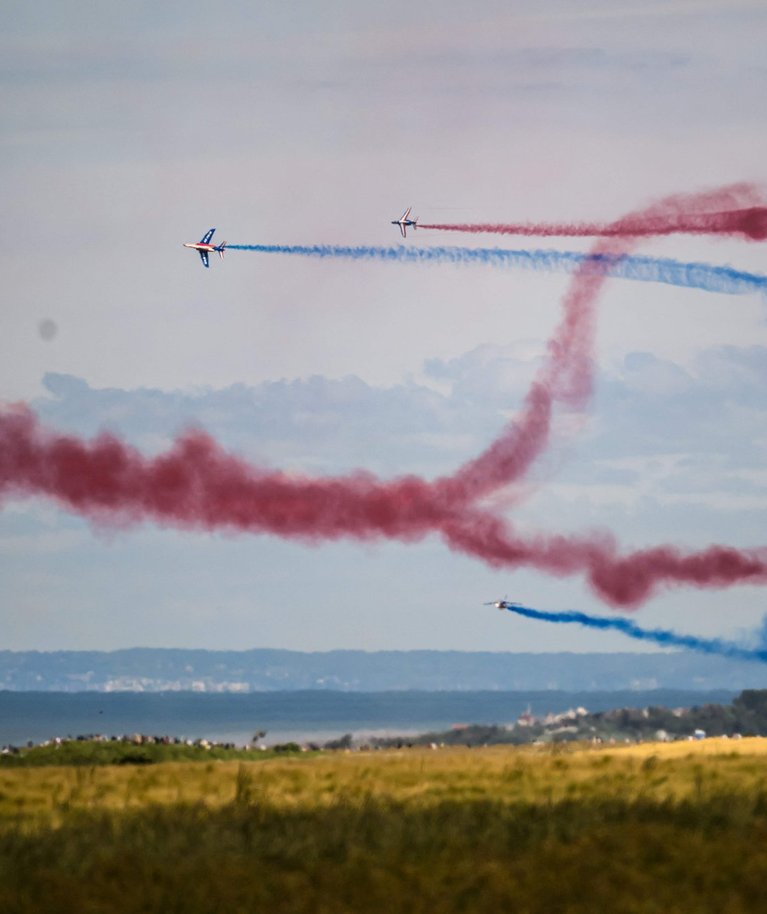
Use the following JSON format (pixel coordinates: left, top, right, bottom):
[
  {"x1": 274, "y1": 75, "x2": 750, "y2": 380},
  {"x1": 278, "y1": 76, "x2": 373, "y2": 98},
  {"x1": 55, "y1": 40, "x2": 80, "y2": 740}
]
[{"x1": 2, "y1": 648, "x2": 766, "y2": 693}]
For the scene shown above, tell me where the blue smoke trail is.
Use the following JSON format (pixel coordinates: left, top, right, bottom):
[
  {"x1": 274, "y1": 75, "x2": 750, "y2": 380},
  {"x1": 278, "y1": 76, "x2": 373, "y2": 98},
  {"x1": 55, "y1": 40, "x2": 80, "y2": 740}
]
[
  {"x1": 503, "y1": 602, "x2": 767, "y2": 664},
  {"x1": 227, "y1": 244, "x2": 767, "y2": 297}
]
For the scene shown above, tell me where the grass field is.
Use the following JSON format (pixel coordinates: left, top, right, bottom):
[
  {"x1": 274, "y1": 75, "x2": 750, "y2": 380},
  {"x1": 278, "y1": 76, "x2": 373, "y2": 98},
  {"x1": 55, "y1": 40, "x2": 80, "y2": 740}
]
[{"x1": 2, "y1": 738, "x2": 767, "y2": 912}]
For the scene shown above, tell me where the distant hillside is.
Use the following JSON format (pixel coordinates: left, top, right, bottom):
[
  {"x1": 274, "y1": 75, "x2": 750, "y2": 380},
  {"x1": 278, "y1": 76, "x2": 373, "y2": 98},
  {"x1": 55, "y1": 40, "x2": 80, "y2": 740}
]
[
  {"x1": 2, "y1": 648, "x2": 766, "y2": 692},
  {"x1": 372, "y1": 689, "x2": 767, "y2": 748}
]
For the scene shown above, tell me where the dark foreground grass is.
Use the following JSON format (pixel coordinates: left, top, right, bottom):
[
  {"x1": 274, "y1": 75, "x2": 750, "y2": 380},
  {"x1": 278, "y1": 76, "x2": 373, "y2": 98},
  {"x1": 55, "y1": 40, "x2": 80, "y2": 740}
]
[{"x1": 2, "y1": 790, "x2": 767, "y2": 913}]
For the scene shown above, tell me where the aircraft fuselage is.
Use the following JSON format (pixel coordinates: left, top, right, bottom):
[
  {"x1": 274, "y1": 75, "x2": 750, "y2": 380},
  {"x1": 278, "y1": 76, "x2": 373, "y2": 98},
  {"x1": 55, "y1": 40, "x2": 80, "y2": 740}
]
[
  {"x1": 183, "y1": 228, "x2": 226, "y2": 267},
  {"x1": 184, "y1": 242, "x2": 219, "y2": 254}
]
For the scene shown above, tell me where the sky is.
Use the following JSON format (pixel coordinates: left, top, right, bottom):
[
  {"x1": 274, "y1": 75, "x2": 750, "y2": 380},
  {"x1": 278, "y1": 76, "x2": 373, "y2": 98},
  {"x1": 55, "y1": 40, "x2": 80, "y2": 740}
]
[{"x1": 1, "y1": 0, "x2": 766, "y2": 654}]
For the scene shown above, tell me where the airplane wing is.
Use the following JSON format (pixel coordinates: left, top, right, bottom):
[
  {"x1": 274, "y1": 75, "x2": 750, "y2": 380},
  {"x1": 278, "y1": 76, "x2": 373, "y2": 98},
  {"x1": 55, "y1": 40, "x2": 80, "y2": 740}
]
[
  {"x1": 199, "y1": 250, "x2": 210, "y2": 268},
  {"x1": 200, "y1": 228, "x2": 216, "y2": 245},
  {"x1": 400, "y1": 223, "x2": 407, "y2": 238},
  {"x1": 400, "y1": 207, "x2": 411, "y2": 221}
]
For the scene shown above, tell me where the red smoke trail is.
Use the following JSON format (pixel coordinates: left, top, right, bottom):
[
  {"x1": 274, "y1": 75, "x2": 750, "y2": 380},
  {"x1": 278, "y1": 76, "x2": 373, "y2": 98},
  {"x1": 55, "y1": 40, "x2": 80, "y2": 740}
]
[
  {"x1": 2, "y1": 406, "x2": 765, "y2": 607},
  {"x1": 441, "y1": 512, "x2": 767, "y2": 608},
  {"x1": 2, "y1": 184, "x2": 766, "y2": 607},
  {"x1": 442, "y1": 239, "x2": 623, "y2": 503},
  {"x1": 419, "y1": 183, "x2": 767, "y2": 241},
  {"x1": 2, "y1": 405, "x2": 765, "y2": 607},
  {"x1": 0, "y1": 408, "x2": 450, "y2": 541},
  {"x1": 442, "y1": 183, "x2": 766, "y2": 502}
]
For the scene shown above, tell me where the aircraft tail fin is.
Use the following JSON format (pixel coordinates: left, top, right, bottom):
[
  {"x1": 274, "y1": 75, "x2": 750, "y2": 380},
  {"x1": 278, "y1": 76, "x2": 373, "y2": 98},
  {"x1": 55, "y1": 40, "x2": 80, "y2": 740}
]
[{"x1": 218, "y1": 242, "x2": 227, "y2": 259}]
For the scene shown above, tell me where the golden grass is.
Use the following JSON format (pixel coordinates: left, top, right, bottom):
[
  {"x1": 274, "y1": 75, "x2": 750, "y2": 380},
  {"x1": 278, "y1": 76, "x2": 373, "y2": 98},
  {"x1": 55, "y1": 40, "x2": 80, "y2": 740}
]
[
  {"x1": 2, "y1": 738, "x2": 767, "y2": 828},
  {"x1": 605, "y1": 735, "x2": 767, "y2": 758},
  {"x1": 2, "y1": 740, "x2": 767, "y2": 913}
]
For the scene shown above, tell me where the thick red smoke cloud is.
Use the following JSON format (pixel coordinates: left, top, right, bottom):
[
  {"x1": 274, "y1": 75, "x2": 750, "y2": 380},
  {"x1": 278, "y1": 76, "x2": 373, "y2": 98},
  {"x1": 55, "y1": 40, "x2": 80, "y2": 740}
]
[{"x1": 1, "y1": 184, "x2": 765, "y2": 607}]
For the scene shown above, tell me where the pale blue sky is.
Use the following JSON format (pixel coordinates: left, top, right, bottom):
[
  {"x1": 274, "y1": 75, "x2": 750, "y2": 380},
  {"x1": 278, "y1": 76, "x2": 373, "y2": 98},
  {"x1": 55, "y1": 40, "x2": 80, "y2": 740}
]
[{"x1": 1, "y1": 0, "x2": 766, "y2": 653}]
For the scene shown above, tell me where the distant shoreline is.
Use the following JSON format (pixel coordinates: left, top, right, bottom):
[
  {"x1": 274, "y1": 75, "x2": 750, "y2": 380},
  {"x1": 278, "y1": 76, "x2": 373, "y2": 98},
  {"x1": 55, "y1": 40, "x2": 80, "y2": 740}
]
[{"x1": 3, "y1": 647, "x2": 765, "y2": 693}]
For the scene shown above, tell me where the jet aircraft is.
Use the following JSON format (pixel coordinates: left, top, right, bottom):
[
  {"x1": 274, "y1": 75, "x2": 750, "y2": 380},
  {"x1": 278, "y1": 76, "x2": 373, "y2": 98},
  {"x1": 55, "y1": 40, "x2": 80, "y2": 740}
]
[
  {"x1": 184, "y1": 228, "x2": 227, "y2": 268},
  {"x1": 483, "y1": 598, "x2": 522, "y2": 610},
  {"x1": 391, "y1": 206, "x2": 418, "y2": 238}
]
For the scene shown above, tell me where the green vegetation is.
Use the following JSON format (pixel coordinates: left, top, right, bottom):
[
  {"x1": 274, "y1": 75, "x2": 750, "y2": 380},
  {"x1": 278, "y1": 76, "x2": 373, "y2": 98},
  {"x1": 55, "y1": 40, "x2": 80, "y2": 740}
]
[
  {"x1": 373, "y1": 688, "x2": 767, "y2": 747},
  {"x1": 2, "y1": 740, "x2": 767, "y2": 912},
  {"x1": 0, "y1": 739, "x2": 304, "y2": 768}
]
